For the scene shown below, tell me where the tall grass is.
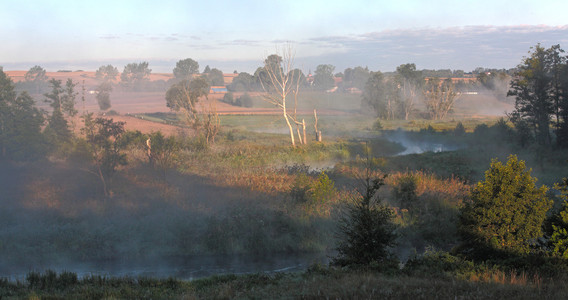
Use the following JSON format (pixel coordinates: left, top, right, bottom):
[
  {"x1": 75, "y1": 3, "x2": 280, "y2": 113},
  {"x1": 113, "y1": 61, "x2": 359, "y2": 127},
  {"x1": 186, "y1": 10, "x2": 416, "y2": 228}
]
[{"x1": 4, "y1": 268, "x2": 567, "y2": 299}]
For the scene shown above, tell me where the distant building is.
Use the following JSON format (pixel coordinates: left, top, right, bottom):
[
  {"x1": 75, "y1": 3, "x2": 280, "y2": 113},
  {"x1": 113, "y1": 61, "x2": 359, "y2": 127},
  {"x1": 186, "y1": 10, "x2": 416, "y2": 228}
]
[
  {"x1": 345, "y1": 87, "x2": 362, "y2": 94},
  {"x1": 306, "y1": 74, "x2": 314, "y2": 86},
  {"x1": 210, "y1": 86, "x2": 228, "y2": 94}
]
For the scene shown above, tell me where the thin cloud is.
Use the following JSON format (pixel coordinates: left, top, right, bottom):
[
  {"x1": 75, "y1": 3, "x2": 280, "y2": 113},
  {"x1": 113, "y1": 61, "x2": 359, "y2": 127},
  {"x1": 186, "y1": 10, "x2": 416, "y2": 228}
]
[
  {"x1": 301, "y1": 25, "x2": 568, "y2": 71},
  {"x1": 225, "y1": 39, "x2": 261, "y2": 46},
  {"x1": 98, "y1": 34, "x2": 121, "y2": 40}
]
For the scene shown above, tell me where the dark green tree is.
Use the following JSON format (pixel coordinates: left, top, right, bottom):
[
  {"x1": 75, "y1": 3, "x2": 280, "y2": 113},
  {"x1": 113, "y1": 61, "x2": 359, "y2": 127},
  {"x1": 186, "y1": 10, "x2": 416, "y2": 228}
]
[
  {"x1": 343, "y1": 66, "x2": 370, "y2": 90},
  {"x1": 454, "y1": 122, "x2": 466, "y2": 136},
  {"x1": 207, "y1": 68, "x2": 224, "y2": 86},
  {"x1": 362, "y1": 72, "x2": 401, "y2": 120},
  {"x1": 82, "y1": 114, "x2": 127, "y2": 197},
  {"x1": 553, "y1": 47, "x2": 568, "y2": 147},
  {"x1": 4, "y1": 92, "x2": 46, "y2": 160},
  {"x1": 236, "y1": 93, "x2": 253, "y2": 108},
  {"x1": 62, "y1": 79, "x2": 78, "y2": 118},
  {"x1": 44, "y1": 79, "x2": 74, "y2": 146},
  {"x1": 0, "y1": 68, "x2": 45, "y2": 160},
  {"x1": 95, "y1": 64, "x2": 119, "y2": 82},
  {"x1": 44, "y1": 78, "x2": 64, "y2": 112},
  {"x1": 508, "y1": 44, "x2": 560, "y2": 146},
  {"x1": 458, "y1": 155, "x2": 552, "y2": 258},
  {"x1": 393, "y1": 174, "x2": 418, "y2": 212},
  {"x1": 173, "y1": 58, "x2": 199, "y2": 80},
  {"x1": 165, "y1": 77, "x2": 211, "y2": 134},
  {"x1": 255, "y1": 54, "x2": 283, "y2": 92},
  {"x1": 253, "y1": 67, "x2": 269, "y2": 91},
  {"x1": 549, "y1": 178, "x2": 568, "y2": 258},
  {"x1": 146, "y1": 131, "x2": 180, "y2": 178},
  {"x1": 229, "y1": 72, "x2": 255, "y2": 91},
  {"x1": 44, "y1": 109, "x2": 71, "y2": 148},
  {"x1": 287, "y1": 69, "x2": 307, "y2": 88},
  {"x1": 313, "y1": 64, "x2": 335, "y2": 90},
  {"x1": 23, "y1": 65, "x2": 48, "y2": 93},
  {"x1": 333, "y1": 175, "x2": 398, "y2": 268},
  {"x1": 121, "y1": 62, "x2": 151, "y2": 90},
  {"x1": 0, "y1": 67, "x2": 16, "y2": 157},
  {"x1": 96, "y1": 82, "x2": 112, "y2": 111},
  {"x1": 43, "y1": 78, "x2": 77, "y2": 118},
  {"x1": 222, "y1": 92, "x2": 234, "y2": 105},
  {"x1": 166, "y1": 77, "x2": 210, "y2": 113}
]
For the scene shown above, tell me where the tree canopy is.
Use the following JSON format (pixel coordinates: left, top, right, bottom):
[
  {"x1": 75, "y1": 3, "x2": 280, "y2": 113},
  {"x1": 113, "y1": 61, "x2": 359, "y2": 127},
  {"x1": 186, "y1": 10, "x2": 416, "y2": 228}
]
[
  {"x1": 313, "y1": 64, "x2": 335, "y2": 90},
  {"x1": 0, "y1": 68, "x2": 45, "y2": 160},
  {"x1": 166, "y1": 77, "x2": 210, "y2": 113},
  {"x1": 508, "y1": 44, "x2": 568, "y2": 146},
  {"x1": 361, "y1": 71, "x2": 400, "y2": 120},
  {"x1": 23, "y1": 65, "x2": 48, "y2": 93},
  {"x1": 95, "y1": 65, "x2": 119, "y2": 82},
  {"x1": 82, "y1": 114, "x2": 127, "y2": 197},
  {"x1": 343, "y1": 66, "x2": 370, "y2": 90},
  {"x1": 229, "y1": 72, "x2": 255, "y2": 91},
  {"x1": 173, "y1": 58, "x2": 199, "y2": 79},
  {"x1": 458, "y1": 155, "x2": 552, "y2": 258},
  {"x1": 207, "y1": 68, "x2": 224, "y2": 86},
  {"x1": 121, "y1": 62, "x2": 151, "y2": 90}
]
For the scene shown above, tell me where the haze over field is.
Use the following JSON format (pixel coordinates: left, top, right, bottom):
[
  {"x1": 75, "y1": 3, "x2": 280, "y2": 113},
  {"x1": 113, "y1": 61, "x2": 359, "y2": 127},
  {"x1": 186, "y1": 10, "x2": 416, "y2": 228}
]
[{"x1": 2, "y1": 0, "x2": 568, "y2": 73}]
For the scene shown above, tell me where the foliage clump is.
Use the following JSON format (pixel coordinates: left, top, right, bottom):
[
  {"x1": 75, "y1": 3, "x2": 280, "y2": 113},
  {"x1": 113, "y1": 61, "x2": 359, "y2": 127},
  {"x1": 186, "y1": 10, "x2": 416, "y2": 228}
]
[
  {"x1": 458, "y1": 155, "x2": 552, "y2": 259},
  {"x1": 548, "y1": 178, "x2": 568, "y2": 258}
]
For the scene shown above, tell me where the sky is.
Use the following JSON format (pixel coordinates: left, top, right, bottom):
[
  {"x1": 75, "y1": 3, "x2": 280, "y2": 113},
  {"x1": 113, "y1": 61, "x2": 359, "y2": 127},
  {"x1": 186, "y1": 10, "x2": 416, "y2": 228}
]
[{"x1": 1, "y1": 0, "x2": 568, "y2": 73}]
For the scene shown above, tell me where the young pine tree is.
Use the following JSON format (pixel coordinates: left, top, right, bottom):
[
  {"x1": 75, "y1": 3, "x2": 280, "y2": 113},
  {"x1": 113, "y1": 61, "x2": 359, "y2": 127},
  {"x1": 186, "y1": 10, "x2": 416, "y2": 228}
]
[{"x1": 333, "y1": 175, "x2": 398, "y2": 268}]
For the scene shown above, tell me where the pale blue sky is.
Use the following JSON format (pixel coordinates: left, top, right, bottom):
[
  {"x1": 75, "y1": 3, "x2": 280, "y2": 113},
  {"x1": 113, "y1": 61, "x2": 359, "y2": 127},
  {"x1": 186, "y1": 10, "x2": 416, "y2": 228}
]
[{"x1": 1, "y1": 0, "x2": 567, "y2": 73}]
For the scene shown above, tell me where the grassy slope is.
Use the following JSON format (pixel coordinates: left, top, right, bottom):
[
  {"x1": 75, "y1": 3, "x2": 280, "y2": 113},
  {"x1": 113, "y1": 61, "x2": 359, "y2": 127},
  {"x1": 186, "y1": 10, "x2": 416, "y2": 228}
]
[{"x1": 3, "y1": 90, "x2": 567, "y2": 298}]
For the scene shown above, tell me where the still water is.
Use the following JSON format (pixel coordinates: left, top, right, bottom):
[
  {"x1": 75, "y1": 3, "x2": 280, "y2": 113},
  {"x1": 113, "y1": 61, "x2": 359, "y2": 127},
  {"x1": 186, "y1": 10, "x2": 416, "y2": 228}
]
[{"x1": 3, "y1": 252, "x2": 330, "y2": 281}]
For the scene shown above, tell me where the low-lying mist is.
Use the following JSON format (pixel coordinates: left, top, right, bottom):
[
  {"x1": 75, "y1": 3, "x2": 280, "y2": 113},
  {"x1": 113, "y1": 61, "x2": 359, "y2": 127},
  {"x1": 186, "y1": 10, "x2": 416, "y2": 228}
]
[{"x1": 0, "y1": 160, "x2": 333, "y2": 279}]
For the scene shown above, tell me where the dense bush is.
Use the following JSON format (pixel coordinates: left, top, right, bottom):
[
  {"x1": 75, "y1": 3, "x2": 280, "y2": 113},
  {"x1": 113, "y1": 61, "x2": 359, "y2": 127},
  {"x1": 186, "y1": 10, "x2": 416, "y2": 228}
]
[
  {"x1": 458, "y1": 155, "x2": 552, "y2": 259},
  {"x1": 548, "y1": 178, "x2": 568, "y2": 258}
]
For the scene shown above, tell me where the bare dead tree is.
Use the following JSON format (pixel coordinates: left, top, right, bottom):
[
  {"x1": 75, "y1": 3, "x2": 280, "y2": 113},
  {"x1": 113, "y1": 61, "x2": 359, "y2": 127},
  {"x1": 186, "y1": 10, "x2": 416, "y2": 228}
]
[
  {"x1": 401, "y1": 79, "x2": 417, "y2": 120},
  {"x1": 314, "y1": 109, "x2": 322, "y2": 142},
  {"x1": 201, "y1": 98, "x2": 220, "y2": 144},
  {"x1": 260, "y1": 45, "x2": 305, "y2": 147},
  {"x1": 423, "y1": 78, "x2": 459, "y2": 120}
]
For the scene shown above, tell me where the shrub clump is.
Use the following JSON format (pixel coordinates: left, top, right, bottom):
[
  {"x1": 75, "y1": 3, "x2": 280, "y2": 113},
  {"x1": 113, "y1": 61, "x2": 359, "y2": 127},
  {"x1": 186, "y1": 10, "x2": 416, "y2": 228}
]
[{"x1": 458, "y1": 155, "x2": 552, "y2": 259}]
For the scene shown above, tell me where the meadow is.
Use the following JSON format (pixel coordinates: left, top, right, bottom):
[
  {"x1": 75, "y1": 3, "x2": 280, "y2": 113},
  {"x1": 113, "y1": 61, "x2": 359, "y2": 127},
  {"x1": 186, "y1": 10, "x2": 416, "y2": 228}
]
[{"x1": 2, "y1": 84, "x2": 568, "y2": 298}]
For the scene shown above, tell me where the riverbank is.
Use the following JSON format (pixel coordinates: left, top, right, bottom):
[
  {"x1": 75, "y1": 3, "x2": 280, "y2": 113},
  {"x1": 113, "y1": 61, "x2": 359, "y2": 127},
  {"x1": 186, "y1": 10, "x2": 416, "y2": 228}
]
[{"x1": 2, "y1": 267, "x2": 564, "y2": 299}]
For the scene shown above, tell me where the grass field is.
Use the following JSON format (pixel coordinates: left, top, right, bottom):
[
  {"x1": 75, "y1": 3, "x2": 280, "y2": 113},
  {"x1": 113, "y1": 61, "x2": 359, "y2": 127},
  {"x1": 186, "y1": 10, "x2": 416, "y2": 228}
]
[{"x1": 2, "y1": 85, "x2": 568, "y2": 298}]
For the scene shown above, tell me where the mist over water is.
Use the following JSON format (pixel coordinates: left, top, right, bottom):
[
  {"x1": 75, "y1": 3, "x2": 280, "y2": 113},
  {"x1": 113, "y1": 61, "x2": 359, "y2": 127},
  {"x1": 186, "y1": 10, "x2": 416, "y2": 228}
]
[
  {"x1": 2, "y1": 253, "x2": 330, "y2": 281},
  {"x1": 385, "y1": 131, "x2": 461, "y2": 155}
]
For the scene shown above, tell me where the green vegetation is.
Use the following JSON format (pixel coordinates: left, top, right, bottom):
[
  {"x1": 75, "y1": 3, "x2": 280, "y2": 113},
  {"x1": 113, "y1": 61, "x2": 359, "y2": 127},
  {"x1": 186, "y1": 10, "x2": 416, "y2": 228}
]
[
  {"x1": 333, "y1": 174, "x2": 398, "y2": 269},
  {"x1": 3, "y1": 265, "x2": 568, "y2": 299},
  {"x1": 2, "y1": 43, "x2": 568, "y2": 298},
  {"x1": 458, "y1": 155, "x2": 552, "y2": 258}
]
